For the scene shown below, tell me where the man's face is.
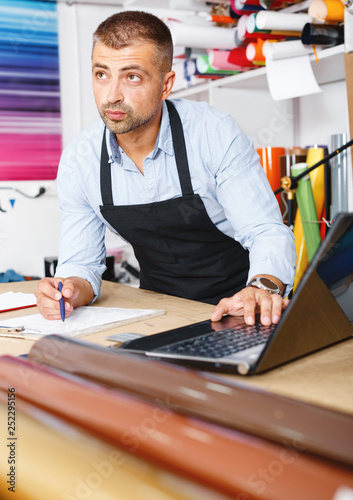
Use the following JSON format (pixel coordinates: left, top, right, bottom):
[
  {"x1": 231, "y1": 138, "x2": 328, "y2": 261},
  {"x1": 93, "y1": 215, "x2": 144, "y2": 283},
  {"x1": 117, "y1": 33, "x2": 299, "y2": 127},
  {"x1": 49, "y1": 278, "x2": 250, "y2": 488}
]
[{"x1": 92, "y1": 42, "x2": 170, "y2": 135}]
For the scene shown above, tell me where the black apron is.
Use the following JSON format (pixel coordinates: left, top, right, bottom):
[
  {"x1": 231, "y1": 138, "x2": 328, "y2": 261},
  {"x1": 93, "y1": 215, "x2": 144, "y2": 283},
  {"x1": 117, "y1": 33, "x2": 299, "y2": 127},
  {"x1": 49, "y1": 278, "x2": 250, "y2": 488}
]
[{"x1": 99, "y1": 100, "x2": 249, "y2": 304}]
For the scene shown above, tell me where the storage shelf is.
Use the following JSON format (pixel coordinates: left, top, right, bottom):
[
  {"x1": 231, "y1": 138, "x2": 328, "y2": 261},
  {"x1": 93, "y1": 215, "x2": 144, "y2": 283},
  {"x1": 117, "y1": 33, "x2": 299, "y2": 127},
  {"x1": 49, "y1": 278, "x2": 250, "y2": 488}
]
[{"x1": 172, "y1": 44, "x2": 346, "y2": 98}]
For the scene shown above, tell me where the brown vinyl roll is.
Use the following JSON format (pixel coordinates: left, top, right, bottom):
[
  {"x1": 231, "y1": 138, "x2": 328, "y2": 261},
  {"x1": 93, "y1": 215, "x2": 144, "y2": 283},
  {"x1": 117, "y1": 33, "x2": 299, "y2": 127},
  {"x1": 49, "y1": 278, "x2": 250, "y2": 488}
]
[
  {"x1": 27, "y1": 334, "x2": 353, "y2": 468},
  {"x1": 1, "y1": 354, "x2": 353, "y2": 500}
]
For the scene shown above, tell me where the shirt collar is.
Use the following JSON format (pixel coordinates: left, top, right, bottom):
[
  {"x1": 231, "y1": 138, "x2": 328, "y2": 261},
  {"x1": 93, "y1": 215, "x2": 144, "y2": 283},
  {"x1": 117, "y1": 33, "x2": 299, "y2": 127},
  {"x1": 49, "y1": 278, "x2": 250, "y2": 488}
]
[
  {"x1": 106, "y1": 100, "x2": 174, "y2": 165},
  {"x1": 155, "y1": 100, "x2": 174, "y2": 157}
]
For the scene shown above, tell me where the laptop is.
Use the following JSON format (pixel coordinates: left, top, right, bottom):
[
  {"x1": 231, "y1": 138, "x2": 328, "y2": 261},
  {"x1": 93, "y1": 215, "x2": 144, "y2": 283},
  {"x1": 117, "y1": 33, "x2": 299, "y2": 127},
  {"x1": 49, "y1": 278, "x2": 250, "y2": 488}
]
[{"x1": 118, "y1": 212, "x2": 353, "y2": 375}]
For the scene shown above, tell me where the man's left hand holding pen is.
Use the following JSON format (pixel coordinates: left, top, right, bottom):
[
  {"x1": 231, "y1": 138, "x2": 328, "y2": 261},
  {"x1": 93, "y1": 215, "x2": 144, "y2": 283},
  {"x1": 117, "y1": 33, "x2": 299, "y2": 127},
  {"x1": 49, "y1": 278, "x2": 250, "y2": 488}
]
[{"x1": 35, "y1": 277, "x2": 94, "y2": 320}]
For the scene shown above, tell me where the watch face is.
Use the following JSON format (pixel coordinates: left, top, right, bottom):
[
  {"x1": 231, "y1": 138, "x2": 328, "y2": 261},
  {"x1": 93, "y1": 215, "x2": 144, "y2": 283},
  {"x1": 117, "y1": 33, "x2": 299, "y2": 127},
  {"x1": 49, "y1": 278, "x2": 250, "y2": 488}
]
[{"x1": 259, "y1": 278, "x2": 279, "y2": 291}]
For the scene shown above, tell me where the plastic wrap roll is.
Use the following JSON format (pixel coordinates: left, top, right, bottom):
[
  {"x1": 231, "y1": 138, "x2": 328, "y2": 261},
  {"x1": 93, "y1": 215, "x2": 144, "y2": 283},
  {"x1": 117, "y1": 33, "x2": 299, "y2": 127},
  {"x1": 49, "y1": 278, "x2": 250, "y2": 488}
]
[
  {"x1": 301, "y1": 22, "x2": 344, "y2": 46},
  {"x1": 165, "y1": 20, "x2": 238, "y2": 49},
  {"x1": 330, "y1": 133, "x2": 349, "y2": 219}
]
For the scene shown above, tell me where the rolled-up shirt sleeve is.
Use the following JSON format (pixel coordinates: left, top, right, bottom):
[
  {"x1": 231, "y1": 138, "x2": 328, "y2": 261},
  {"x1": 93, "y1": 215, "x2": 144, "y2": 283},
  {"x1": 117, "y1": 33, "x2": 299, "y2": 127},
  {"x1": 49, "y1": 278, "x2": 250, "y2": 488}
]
[
  {"x1": 213, "y1": 115, "x2": 296, "y2": 296},
  {"x1": 55, "y1": 144, "x2": 106, "y2": 301}
]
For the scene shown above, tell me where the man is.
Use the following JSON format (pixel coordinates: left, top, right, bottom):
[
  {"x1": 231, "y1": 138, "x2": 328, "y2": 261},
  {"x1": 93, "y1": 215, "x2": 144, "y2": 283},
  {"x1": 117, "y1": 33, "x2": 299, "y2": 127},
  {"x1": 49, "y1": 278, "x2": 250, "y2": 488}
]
[{"x1": 36, "y1": 11, "x2": 296, "y2": 326}]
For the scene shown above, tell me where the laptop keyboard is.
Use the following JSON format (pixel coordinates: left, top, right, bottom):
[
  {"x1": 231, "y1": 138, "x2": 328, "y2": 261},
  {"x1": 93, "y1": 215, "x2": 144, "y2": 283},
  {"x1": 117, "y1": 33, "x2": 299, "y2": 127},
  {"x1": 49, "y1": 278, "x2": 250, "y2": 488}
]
[{"x1": 154, "y1": 322, "x2": 275, "y2": 359}]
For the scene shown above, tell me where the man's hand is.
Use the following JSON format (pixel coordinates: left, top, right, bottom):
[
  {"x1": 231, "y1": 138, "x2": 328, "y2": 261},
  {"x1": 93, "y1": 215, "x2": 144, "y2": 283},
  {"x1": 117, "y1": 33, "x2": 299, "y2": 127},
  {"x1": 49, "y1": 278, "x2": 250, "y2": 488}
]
[
  {"x1": 211, "y1": 286, "x2": 290, "y2": 325},
  {"x1": 35, "y1": 277, "x2": 94, "y2": 320}
]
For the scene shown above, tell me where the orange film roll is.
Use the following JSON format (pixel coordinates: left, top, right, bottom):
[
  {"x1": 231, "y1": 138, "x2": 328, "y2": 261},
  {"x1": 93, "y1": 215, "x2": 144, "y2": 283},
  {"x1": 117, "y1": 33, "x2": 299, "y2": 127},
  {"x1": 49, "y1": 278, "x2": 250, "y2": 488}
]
[
  {"x1": 324, "y1": 0, "x2": 345, "y2": 21},
  {"x1": 246, "y1": 38, "x2": 266, "y2": 61},
  {"x1": 308, "y1": 0, "x2": 345, "y2": 22},
  {"x1": 257, "y1": 147, "x2": 286, "y2": 208}
]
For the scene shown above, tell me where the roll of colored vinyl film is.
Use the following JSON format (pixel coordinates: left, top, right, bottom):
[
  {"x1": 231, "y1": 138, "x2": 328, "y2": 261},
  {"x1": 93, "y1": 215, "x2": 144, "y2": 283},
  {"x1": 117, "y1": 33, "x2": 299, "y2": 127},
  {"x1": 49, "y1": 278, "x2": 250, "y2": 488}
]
[
  {"x1": 330, "y1": 133, "x2": 349, "y2": 219},
  {"x1": 246, "y1": 38, "x2": 265, "y2": 61},
  {"x1": 291, "y1": 162, "x2": 321, "y2": 263},
  {"x1": 308, "y1": 0, "x2": 345, "y2": 22},
  {"x1": 292, "y1": 148, "x2": 325, "y2": 291},
  {"x1": 307, "y1": 147, "x2": 325, "y2": 224},
  {"x1": 228, "y1": 46, "x2": 255, "y2": 67},
  {"x1": 196, "y1": 55, "x2": 239, "y2": 75},
  {"x1": 208, "y1": 49, "x2": 243, "y2": 71},
  {"x1": 257, "y1": 147, "x2": 285, "y2": 207},
  {"x1": 301, "y1": 22, "x2": 344, "y2": 46}
]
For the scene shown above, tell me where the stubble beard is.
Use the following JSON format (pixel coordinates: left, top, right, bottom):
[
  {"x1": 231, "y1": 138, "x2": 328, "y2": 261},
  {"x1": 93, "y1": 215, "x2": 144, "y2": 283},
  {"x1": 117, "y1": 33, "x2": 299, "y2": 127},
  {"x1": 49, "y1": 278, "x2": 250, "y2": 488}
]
[{"x1": 100, "y1": 100, "x2": 161, "y2": 136}]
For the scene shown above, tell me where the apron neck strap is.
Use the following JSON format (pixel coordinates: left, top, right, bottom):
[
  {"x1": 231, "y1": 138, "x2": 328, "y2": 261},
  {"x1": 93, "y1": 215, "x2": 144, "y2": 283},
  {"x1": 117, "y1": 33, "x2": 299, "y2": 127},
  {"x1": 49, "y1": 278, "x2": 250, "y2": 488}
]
[
  {"x1": 100, "y1": 127, "x2": 113, "y2": 205},
  {"x1": 166, "y1": 100, "x2": 193, "y2": 196}
]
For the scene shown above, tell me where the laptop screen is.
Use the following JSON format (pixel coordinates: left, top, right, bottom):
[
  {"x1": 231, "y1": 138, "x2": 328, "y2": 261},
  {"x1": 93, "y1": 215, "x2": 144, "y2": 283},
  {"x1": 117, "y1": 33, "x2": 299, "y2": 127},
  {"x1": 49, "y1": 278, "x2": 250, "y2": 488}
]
[{"x1": 316, "y1": 216, "x2": 353, "y2": 323}]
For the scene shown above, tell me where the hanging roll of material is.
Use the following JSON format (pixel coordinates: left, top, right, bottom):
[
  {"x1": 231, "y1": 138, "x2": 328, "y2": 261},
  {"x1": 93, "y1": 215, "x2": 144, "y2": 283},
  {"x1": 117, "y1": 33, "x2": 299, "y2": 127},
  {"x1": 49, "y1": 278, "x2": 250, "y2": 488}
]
[
  {"x1": 208, "y1": 49, "x2": 249, "y2": 71},
  {"x1": 165, "y1": 20, "x2": 238, "y2": 49},
  {"x1": 308, "y1": 0, "x2": 345, "y2": 22},
  {"x1": 330, "y1": 133, "x2": 349, "y2": 219},
  {"x1": 228, "y1": 46, "x2": 256, "y2": 67},
  {"x1": 248, "y1": 11, "x2": 313, "y2": 33},
  {"x1": 196, "y1": 55, "x2": 240, "y2": 75},
  {"x1": 301, "y1": 22, "x2": 344, "y2": 46}
]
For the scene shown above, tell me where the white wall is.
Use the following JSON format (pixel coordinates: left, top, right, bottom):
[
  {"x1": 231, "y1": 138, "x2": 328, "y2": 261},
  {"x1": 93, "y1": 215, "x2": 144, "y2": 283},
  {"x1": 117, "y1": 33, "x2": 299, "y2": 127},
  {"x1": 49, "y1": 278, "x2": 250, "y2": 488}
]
[{"x1": 0, "y1": 180, "x2": 60, "y2": 278}]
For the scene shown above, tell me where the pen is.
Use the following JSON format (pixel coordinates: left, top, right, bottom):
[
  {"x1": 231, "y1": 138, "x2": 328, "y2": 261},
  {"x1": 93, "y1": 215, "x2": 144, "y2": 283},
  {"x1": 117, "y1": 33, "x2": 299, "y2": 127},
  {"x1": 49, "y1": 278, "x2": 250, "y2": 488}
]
[{"x1": 58, "y1": 282, "x2": 65, "y2": 322}]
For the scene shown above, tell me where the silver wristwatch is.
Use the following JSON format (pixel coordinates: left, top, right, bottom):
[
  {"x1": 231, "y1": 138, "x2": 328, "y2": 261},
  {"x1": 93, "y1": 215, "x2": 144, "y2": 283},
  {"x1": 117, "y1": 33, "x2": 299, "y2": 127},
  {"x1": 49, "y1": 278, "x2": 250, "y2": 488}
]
[{"x1": 247, "y1": 277, "x2": 282, "y2": 295}]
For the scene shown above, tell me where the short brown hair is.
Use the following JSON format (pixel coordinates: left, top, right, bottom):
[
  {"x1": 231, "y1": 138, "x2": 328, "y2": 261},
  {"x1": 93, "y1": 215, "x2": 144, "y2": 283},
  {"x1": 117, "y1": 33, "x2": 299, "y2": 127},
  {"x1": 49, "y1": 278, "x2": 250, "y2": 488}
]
[{"x1": 93, "y1": 11, "x2": 173, "y2": 76}]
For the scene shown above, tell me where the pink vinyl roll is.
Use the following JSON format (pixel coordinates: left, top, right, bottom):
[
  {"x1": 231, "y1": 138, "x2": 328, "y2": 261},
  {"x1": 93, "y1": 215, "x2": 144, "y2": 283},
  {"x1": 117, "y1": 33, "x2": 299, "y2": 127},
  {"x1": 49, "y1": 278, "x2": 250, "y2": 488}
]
[{"x1": 208, "y1": 49, "x2": 247, "y2": 71}]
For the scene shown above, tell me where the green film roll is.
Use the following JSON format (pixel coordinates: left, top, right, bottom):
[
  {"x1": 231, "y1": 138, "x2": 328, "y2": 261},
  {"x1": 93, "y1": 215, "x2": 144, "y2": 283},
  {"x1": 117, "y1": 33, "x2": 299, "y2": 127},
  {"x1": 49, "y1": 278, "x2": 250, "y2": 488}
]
[{"x1": 291, "y1": 162, "x2": 321, "y2": 262}]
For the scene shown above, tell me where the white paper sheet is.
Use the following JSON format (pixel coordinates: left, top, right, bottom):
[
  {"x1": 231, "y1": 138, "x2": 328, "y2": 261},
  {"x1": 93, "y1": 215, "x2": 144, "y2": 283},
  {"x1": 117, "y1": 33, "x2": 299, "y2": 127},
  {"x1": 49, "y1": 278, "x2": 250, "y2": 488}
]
[
  {"x1": 0, "y1": 292, "x2": 36, "y2": 312},
  {"x1": 0, "y1": 306, "x2": 165, "y2": 339}
]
